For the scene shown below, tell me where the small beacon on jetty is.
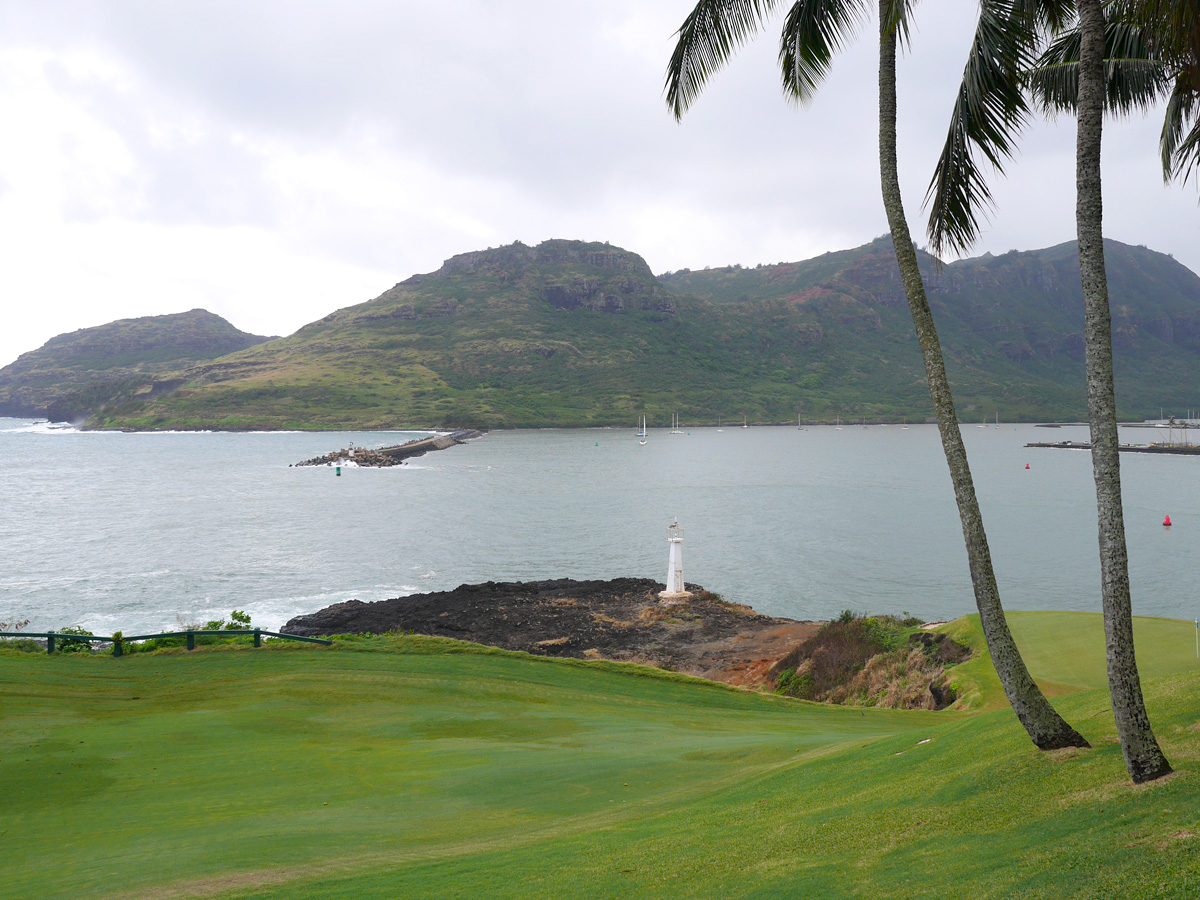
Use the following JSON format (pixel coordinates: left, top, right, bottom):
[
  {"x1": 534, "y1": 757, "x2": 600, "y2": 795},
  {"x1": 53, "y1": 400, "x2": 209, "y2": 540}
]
[{"x1": 659, "y1": 518, "x2": 692, "y2": 603}]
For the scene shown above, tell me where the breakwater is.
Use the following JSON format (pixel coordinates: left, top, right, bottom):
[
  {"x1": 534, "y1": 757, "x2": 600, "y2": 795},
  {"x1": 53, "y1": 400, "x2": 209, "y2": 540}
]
[
  {"x1": 293, "y1": 429, "x2": 484, "y2": 467},
  {"x1": 1025, "y1": 440, "x2": 1200, "y2": 456}
]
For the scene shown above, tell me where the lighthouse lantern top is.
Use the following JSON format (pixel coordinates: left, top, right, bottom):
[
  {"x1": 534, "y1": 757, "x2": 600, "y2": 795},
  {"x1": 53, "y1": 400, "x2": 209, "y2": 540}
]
[{"x1": 667, "y1": 518, "x2": 684, "y2": 543}]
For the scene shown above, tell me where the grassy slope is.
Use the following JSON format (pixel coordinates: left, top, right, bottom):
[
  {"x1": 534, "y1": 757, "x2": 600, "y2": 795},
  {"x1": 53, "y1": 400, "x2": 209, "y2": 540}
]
[
  {"x1": 944, "y1": 611, "x2": 1199, "y2": 708},
  {"x1": 2, "y1": 623, "x2": 1198, "y2": 900}
]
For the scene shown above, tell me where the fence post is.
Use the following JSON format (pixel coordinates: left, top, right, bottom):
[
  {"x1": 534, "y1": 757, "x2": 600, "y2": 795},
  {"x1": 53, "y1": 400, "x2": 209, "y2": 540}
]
[
  {"x1": 186, "y1": 631, "x2": 195, "y2": 651},
  {"x1": 253, "y1": 628, "x2": 261, "y2": 648},
  {"x1": 47, "y1": 634, "x2": 55, "y2": 654},
  {"x1": 113, "y1": 640, "x2": 122, "y2": 658}
]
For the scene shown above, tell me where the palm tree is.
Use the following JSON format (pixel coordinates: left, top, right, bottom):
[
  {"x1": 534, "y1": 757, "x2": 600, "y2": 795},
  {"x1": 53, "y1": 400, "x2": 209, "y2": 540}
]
[
  {"x1": 1031, "y1": 1, "x2": 1200, "y2": 188},
  {"x1": 665, "y1": 0, "x2": 1088, "y2": 750},
  {"x1": 1070, "y1": 0, "x2": 1171, "y2": 785},
  {"x1": 925, "y1": 0, "x2": 1171, "y2": 782}
]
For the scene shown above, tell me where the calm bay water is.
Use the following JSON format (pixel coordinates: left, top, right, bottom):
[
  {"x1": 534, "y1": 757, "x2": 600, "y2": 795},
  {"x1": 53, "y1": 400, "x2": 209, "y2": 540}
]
[{"x1": 1, "y1": 418, "x2": 1197, "y2": 635}]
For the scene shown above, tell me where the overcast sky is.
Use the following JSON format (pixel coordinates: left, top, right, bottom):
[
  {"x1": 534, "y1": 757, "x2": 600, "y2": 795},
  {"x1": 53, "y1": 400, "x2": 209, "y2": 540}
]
[{"x1": 1, "y1": 1, "x2": 1195, "y2": 367}]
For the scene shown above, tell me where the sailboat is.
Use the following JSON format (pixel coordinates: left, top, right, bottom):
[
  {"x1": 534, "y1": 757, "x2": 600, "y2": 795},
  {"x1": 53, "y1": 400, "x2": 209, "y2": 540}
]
[
  {"x1": 670, "y1": 413, "x2": 684, "y2": 435},
  {"x1": 717, "y1": 415, "x2": 723, "y2": 432},
  {"x1": 742, "y1": 415, "x2": 748, "y2": 429},
  {"x1": 638, "y1": 415, "x2": 647, "y2": 444},
  {"x1": 835, "y1": 415, "x2": 842, "y2": 431}
]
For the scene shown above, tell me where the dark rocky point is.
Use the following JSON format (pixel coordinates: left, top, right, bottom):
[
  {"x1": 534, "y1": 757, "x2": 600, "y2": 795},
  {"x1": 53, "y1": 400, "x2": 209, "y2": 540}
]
[{"x1": 283, "y1": 577, "x2": 818, "y2": 687}]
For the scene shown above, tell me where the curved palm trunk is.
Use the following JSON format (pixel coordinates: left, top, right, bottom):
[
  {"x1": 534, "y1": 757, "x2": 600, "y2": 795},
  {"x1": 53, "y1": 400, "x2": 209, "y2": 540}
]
[
  {"x1": 877, "y1": 7, "x2": 1087, "y2": 750},
  {"x1": 1075, "y1": 0, "x2": 1171, "y2": 783}
]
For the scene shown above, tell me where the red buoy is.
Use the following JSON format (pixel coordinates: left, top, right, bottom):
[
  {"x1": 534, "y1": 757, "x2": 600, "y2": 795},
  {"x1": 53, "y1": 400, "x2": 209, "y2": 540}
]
[
  {"x1": 1025, "y1": 463, "x2": 1030, "y2": 469},
  {"x1": 1164, "y1": 515, "x2": 1172, "y2": 527}
]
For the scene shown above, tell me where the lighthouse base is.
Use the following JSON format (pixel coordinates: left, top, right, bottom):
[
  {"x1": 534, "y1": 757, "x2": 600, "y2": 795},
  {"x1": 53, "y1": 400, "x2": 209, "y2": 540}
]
[{"x1": 658, "y1": 590, "x2": 693, "y2": 605}]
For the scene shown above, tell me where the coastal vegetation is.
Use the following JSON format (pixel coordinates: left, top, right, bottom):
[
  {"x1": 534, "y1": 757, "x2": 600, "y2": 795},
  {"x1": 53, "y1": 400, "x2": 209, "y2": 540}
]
[
  {"x1": 1, "y1": 612, "x2": 1196, "y2": 899},
  {"x1": 769, "y1": 612, "x2": 970, "y2": 709}
]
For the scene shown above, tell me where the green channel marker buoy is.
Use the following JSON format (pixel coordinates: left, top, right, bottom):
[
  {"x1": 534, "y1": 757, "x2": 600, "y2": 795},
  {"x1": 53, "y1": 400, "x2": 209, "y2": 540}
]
[{"x1": 336, "y1": 465, "x2": 341, "y2": 476}]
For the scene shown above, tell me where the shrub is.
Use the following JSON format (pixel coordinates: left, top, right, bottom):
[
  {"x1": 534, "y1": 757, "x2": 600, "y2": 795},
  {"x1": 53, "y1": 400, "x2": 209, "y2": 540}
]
[
  {"x1": 771, "y1": 618, "x2": 885, "y2": 698},
  {"x1": 769, "y1": 616, "x2": 970, "y2": 709},
  {"x1": 203, "y1": 610, "x2": 252, "y2": 632},
  {"x1": 861, "y1": 615, "x2": 910, "y2": 651},
  {"x1": 774, "y1": 667, "x2": 815, "y2": 700},
  {"x1": 55, "y1": 625, "x2": 95, "y2": 654}
]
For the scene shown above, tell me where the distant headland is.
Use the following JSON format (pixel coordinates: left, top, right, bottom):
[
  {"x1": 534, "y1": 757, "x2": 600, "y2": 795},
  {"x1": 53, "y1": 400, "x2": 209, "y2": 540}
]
[{"x1": 3, "y1": 236, "x2": 1200, "y2": 431}]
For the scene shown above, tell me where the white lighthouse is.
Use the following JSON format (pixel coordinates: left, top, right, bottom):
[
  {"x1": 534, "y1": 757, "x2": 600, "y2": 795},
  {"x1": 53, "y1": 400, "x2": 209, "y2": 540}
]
[{"x1": 659, "y1": 518, "x2": 692, "y2": 602}]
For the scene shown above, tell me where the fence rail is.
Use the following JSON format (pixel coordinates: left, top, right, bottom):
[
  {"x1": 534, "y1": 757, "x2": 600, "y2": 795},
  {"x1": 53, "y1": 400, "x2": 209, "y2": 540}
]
[{"x1": 0, "y1": 629, "x2": 332, "y2": 655}]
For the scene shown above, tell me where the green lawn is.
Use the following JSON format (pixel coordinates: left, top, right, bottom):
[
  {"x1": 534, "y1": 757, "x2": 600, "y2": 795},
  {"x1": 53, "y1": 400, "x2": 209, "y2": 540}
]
[
  {"x1": 944, "y1": 611, "x2": 1200, "y2": 708},
  {"x1": 2, "y1": 622, "x2": 1198, "y2": 899}
]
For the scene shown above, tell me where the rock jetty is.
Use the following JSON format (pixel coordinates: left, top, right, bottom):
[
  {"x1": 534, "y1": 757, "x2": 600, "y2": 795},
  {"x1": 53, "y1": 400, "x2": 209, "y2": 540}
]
[
  {"x1": 293, "y1": 429, "x2": 484, "y2": 468},
  {"x1": 283, "y1": 577, "x2": 818, "y2": 687}
]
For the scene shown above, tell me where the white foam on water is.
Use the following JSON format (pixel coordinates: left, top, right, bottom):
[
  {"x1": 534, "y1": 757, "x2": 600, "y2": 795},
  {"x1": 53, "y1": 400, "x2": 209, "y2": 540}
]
[
  {"x1": 208, "y1": 584, "x2": 429, "y2": 633},
  {"x1": 0, "y1": 419, "x2": 80, "y2": 434}
]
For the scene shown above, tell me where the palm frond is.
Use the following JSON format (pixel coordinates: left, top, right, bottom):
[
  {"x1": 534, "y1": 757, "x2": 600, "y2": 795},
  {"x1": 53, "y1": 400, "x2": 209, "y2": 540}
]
[
  {"x1": 1110, "y1": 0, "x2": 1200, "y2": 66},
  {"x1": 665, "y1": 0, "x2": 785, "y2": 119},
  {"x1": 880, "y1": 0, "x2": 916, "y2": 49},
  {"x1": 1173, "y1": 117, "x2": 1200, "y2": 185},
  {"x1": 925, "y1": 0, "x2": 1035, "y2": 257},
  {"x1": 1012, "y1": 0, "x2": 1076, "y2": 33},
  {"x1": 777, "y1": 0, "x2": 870, "y2": 105},
  {"x1": 1161, "y1": 70, "x2": 1200, "y2": 184},
  {"x1": 1030, "y1": 21, "x2": 1171, "y2": 115}
]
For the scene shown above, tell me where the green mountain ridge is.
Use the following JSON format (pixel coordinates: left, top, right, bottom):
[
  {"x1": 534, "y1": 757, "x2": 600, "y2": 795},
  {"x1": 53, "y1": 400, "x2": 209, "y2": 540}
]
[
  {"x1": 6, "y1": 237, "x2": 1200, "y2": 430},
  {"x1": 0, "y1": 308, "x2": 274, "y2": 422}
]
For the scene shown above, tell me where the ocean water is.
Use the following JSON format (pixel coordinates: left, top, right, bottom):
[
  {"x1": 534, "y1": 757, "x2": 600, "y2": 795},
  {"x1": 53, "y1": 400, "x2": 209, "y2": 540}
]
[{"x1": 1, "y1": 417, "x2": 1196, "y2": 635}]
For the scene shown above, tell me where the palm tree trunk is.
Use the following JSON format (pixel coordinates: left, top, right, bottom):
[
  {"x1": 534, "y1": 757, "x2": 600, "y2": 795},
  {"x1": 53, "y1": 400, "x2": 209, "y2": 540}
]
[
  {"x1": 877, "y1": 6, "x2": 1087, "y2": 750},
  {"x1": 1075, "y1": 0, "x2": 1171, "y2": 783}
]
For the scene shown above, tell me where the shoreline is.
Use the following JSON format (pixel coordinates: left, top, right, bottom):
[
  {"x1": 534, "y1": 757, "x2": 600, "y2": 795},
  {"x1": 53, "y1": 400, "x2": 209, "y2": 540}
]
[{"x1": 4, "y1": 415, "x2": 1170, "y2": 435}]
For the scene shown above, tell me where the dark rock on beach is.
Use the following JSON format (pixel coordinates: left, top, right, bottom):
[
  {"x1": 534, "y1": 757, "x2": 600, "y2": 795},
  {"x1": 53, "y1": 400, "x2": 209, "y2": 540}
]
[{"x1": 283, "y1": 577, "x2": 818, "y2": 687}]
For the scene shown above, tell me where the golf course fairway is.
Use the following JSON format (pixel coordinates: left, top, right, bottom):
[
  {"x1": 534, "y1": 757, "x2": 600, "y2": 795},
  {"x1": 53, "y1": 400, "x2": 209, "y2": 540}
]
[{"x1": 2, "y1": 615, "x2": 1197, "y2": 899}]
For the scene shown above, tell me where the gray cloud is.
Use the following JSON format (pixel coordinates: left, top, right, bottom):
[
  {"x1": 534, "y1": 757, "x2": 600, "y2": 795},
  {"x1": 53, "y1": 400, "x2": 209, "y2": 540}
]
[{"x1": 0, "y1": 0, "x2": 1195, "y2": 368}]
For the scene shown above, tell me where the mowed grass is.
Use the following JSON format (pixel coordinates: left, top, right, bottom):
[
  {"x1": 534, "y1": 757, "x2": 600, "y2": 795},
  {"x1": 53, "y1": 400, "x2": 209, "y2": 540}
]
[
  {"x1": 2, "y1": 621, "x2": 1198, "y2": 900},
  {"x1": 945, "y1": 611, "x2": 1200, "y2": 708},
  {"x1": 0, "y1": 636, "x2": 935, "y2": 900}
]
